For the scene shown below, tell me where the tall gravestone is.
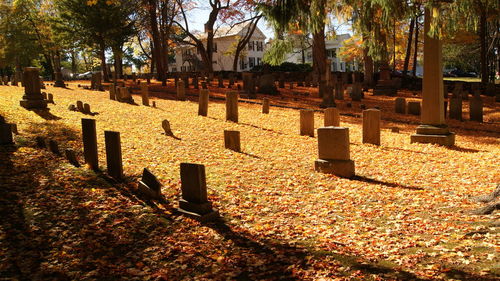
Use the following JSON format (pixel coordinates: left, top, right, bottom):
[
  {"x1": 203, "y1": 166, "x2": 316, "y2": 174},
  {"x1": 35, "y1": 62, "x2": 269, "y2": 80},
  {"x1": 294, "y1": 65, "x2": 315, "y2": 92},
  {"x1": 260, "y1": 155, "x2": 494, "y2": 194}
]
[
  {"x1": 226, "y1": 92, "x2": 238, "y2": 122},
  {"x1": 198, "y1": 89, "x2": 209, "y2": 116},
  {"x1": 469, "y1": 95, "x2": 483, "y2": 122},
  {"x1": 82, "y1": 118, "x2": 99, "y2": 170},
  {"x1": 362, "y1": 109, "x2": 381, "y2": 145},
  {"x1": 324, "y1": 107, "x2": 340, "y2": 127},
  {"x1": 140, "y1": 82, "x2": 150, "y2": 106},
  {"x1": 20, "y1": 67, "x2": 47, "y2": 109},
  {"x1": 410, "y1": 7, "x2": 455, "y2": 146},
  {"x1": 105, "y1": 131, "x2": 123, "y2": 180},
  {"x1": 300, "y1": 110, "x2": 314, "y2": 137},
  {"x1": 262, "y1": 98, "x2": 270, "y2": 114},
  {"x1": 177, "y1": 163, "x2": 219, "y2": 222},
  {"x1": 177, "y1": 80, "x2": 186, "y2": 100},
  {"x1": 314, "y1": 127, "x2": 355, "y2": 178}
]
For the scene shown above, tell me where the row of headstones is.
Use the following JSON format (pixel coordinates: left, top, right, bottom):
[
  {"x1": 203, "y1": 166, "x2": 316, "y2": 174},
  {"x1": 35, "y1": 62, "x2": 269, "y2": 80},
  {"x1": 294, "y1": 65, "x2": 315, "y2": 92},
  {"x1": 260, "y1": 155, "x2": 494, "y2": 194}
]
[
  {"x1": 107, "y1": 82, "x2": 154, "y2": 107},
  {"x1": 80, "y1": 118, "x2": 218, "y2": 221},
  {"x1": 69, "y1": 101, "x2": 93, "y2": 115},
  {"x1": 394, "y1": 95, "x2": 484, "y2": 122}
]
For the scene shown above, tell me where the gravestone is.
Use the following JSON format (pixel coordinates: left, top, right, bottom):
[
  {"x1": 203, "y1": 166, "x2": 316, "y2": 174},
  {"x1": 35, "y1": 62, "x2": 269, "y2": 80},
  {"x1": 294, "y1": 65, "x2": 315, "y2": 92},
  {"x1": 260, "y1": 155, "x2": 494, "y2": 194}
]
[
  {"x1": 182, "y1": 75, "x2": 189, "y2": 89},
  {"x1": 351, "y1": 82, "x2": 363, "y2": 101},
  {"x1": 109, "y1": 85, "x2": 116, "y2": 100},
  {"x1": 198, "y1": 89, "x2": 209, "y2": 116},
  {"x1": 152, "y1": 101, "x2": 156, "y2": 108},
  {"x1": 138, "y1": 168, "x2": 164, "y2": 200},
  {"x1": 362, "y1": 109, "x2": 381, "y2": 145},
  {"x1": 258, "y1": 74, "x2": 278, "y2": 95},
  {"x1": 373, "y1": 66, "x2": 396, "y2": 96},
  {"x1": 242, "y1": 72, "x2": 253, "y2": 93},
  {"x1": 391, "y1": 127, "x2": 400, "y2": 133},
  {"x1": 469, "y1": 96, "x2": 483, "y2": 122},
  {"x1": 140, "y1": 82, "x2": 150, "y2": 106},
  {"x1": 193, "y1": 75, "x2": 199, "y2": 89},
  {"x1": 90, "y1": 72, "x2": 102, "y2": 91},
  {"x1": 0, "y1": 123, "x2": 13, "y2": 145},
  {"x1": 226, "y1": 92, "x2": 238, "y2": 122},
  {"x1": 300, "y1": 109, "x2": 314, "y2": 137},
  {"x1": 47, "y1": 93, "x2": 54, "y2": 104},
  {"x1": 8, "y1": 123, "x2": 18, "y2": 134},
  {"x1": 324, "y1": 107, "x2": 340, "y2": 127},
  {"x1": 407, "y1": 101, "x2": 421, "y2": 116},
  {"x1": 224, "y1": 130, "x2": 241, "y2": 152},
  {"x1": 162, "y1": 120, "x2": 174, "y2": 137},
  {"x1": 20, "y1": 67, "x2": 47, "y2": 109},
  {"x1": 35, "y1": 136, "x2": 45, "y2": 148},
  {"x1": 119, "y1": 87, "x2": 134, "y2": 104},
  {"x1": 65, "y1": 149, "x2": 80, "y2": 167},
  {"x1": 395, "y1": 97, "x2": 406, "y2": 114},
  {"x1": 315, "y1": 127, "x2": 355, "y2": 178},
  {"x1": 177, "y1": 80, "x2": 186, "y2": 100},
  {"x1": 76, "y1": 101, "x2": 84, "y2": 112},
  {"x1": 48, "y1": 140, "x2": 61, "y2": 155},
  {"x1": 82, "y1": 118, "x2": 99, "y2": 171},
  {"x1": 449, "y1": 97, "x2": 462, "y2": 120},
  {"x1": 83, "y1": 103, "x2": 91, "y2": 114},
  {"x1": 178, "y1": 163, "x2": 219, "y2": 222},
  {"x1": 105, "y1": 131, "x2": 123, "y2": 180},
  {"x1": 262, "y1": 98, "x2": 270, "y2": 114}
]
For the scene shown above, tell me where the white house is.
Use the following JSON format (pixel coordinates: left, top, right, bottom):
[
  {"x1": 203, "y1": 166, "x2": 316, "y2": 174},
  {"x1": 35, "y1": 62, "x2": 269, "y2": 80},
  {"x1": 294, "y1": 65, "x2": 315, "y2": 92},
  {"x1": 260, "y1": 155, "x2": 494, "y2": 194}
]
[
  {"x1": 172, "y1": 23, "x2": 267, "y2": 72},
  {"x1": 284, "y1": 34, "x2": 359, "y2": 72}
]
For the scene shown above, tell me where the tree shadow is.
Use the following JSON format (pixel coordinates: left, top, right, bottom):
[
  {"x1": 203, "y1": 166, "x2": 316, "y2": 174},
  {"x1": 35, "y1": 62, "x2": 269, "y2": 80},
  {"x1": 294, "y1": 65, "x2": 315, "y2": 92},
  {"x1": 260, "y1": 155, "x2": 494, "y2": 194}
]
[
  {"x1": 30, "y1": 109, "x2": 61, "y2": 121},
  {"x1": 352, "y1": 175, "x2": 424, "y2": 191},
  {"x1": 446, "y1": 145, "x2": 483, "y2": 153}
]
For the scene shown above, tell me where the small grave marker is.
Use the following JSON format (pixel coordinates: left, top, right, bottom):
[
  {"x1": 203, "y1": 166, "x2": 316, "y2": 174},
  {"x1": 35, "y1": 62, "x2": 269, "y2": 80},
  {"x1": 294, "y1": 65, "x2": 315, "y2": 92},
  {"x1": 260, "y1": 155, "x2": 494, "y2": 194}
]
[
  {"x1": 315, "y1": 127, "x2": 355, "y2": 178},
  {"x1": 407, "y1": 101, "x2": 421, "y2": 116},
  {"x1": 105, "y1": 131, "x2": 123, "y2": 180},
  {"x1": 262, "y1": 98, "x2": 270, "y2": 114},
  {"x1": 362, "y1": 109, "x2": 381, "y2": 145},
  {"x1": 138, "y1": 168, "x2": 164, "y2": 201},
  {"x1": 48, "y1": 140, "x2": 61, "y2": 155},
  {"x1": 226, "y1": 92, "x2": 239, "y2": 122},
  {"x1": 178, "y1": 163, "x2": 219, "y2": 222},
  {"x1": 198, "y1": 89, "x2": 209, "y2": 116},
  {"x1": 300, "y1": 109, "x2": 315, "y2": 137},
  {"x1": 224, "y1": 130, "x2": 241, "y2": 152},
  {"x1": 82, "y1": 118, "x2": 99, "y2": 170},
  {"x1": 65, "y1": 149, "x2": 80, "y2": 167},
  {"x1": 35, "y1": 136, "x2": 45, "y2": 148},
  {"x1": 324, "y1": 107, "x2": 340, "y2": 127}
]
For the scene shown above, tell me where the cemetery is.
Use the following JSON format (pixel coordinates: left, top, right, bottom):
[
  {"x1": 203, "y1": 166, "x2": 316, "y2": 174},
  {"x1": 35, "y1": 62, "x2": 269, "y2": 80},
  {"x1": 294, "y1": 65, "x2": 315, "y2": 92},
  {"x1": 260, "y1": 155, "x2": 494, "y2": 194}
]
[{"x1": 0, "y1": 0, "x2": 499, "y2": 280}]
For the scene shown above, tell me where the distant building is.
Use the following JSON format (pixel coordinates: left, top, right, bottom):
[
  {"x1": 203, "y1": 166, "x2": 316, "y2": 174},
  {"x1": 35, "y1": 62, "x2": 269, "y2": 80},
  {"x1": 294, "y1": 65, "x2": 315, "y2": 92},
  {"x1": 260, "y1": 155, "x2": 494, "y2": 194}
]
[
  {"x1": 171, "y1": 23, "x2": 266, "y2": 72},
  {"x1": 284, "y1": 34, "x2": 359, "y2": 72}
]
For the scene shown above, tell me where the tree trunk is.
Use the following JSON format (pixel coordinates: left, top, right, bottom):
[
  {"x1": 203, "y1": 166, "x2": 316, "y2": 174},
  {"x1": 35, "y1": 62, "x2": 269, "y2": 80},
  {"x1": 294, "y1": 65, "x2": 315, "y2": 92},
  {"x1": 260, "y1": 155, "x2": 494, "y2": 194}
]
[
  {"x1": 479, "y1": 6, "x2": 488, "y2": 84},
  {"x1": 148, "y1": 0, "x2": 165, "y2": 83},
  {"x1": 99, "y1": 41, "x2": 109, "y2": 82},
  {"x1": 403, "y1": 18, "x2": 415, "y2": 75},
  {"x1": 412, "y1": 17, "x2": 420, "y2": 77},
  {"x1": 363, "y1": 46, "x2": 374, "y2": 87}
]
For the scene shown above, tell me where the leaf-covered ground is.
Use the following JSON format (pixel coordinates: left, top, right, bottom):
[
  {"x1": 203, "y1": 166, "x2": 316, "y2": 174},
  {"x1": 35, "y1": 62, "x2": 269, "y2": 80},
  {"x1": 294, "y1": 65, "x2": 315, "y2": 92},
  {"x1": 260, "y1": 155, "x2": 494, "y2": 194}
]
[{"x1": 0, "y1": 81, "x2": 499, "y2": 280}]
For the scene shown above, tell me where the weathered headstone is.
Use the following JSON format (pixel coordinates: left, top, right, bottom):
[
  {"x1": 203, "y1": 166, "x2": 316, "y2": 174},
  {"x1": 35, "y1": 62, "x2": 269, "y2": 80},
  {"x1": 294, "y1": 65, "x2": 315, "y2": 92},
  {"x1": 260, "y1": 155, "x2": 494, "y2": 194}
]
[
  {"x1": 82, "y1": 118, "x2": 99, "y2": 171},
  {"x1": 152, "y1": 101, "x2": 156, "y2": 108},
  {"x1": 449, "y1": 97, "x2": 462, "y2": 120},
  {"x1": 48, "y1": 140, "x2": 61, "y2": 155},
  {"x1": 198, "y1": 89, "x2": 209, "y2": 116},
  {"x1": 407, "y1": 101, "x2": 421, "y2": 116},
  {"x1": 177, "y1": 80, "x2": 186, "y2": 100},
  {"x1": 258, "y1": 74, "x2": 278, "y2": 95},
  {"x1": 177, "y1": 163, "x2": 219, "y2": 222},
  {"x1": 315, "y1": 127, "x2": 355, "y2": 178},
  {"x1": 162, "y1": 120, "x2": 174, "y2": 137},
  {"x1": 0, "y1": 123, "x2": 14, "y2": 145},
  {"x1": 76, "y1": 101, "x2": 84, "y2": 112},
  {"x1": 138, "y1": 168, "x2": 163, "y2": 200},
  {"x1": 65, "y1": 149, "x2": 80, "y2": 167},
  {"x1": 362, "y1": 109, "x2": 381, "y2": 145},
  {"x1": 300, "y1": 109, "x2": 314, "y2": 137},
  {"x1": 104, "y1": 131, "x2": 123, "y2": 180},
  {"x1": 469, "y1": 96, "x2": 483, "y2": 122},
  {"x1": 226, "y1": 92, "x2": 238, "y2": 122},
  {"x1": 224, "y1": 130, "x2": 241, "y2": 152},
  {"x1": 90, "y1": 72, "x2": 102, "y2": 91},
  {"x1": 35, "y1": 136, "x2": 45, "y2": 148},
  {"x1": 20, "y1": 67, "x2": 47, "y2": 109},
  {"x1": 140, "y1": 82, "x2": 150, "y2": 106},
  {"x1": 262, "y1": 98, "x2": 270, "y2": 114},
  {"x1": 47, "y1": 93, "x2": 54, "y2": 104},
  {"x1": 351, "y1": 82, "x2": 363, "y2": 101},
  {"x1": 395, "y1": 97, "x2": 406, "y2": 114},
  {"x1": 83, "y1": 103, "x2": 91, "y2": 114},
  {"x1": 324, "y1": 107, "x2": 340, "y2": 127}
]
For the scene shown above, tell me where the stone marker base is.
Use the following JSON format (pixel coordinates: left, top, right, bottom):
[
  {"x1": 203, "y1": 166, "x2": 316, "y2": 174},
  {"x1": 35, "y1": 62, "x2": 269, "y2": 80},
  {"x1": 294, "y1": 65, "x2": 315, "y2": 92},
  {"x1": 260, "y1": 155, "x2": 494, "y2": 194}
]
[
  {"x1": 315, "y1": 159, "x2": 355, "y2": 178},
  {"x1": 177, "y1": 199, "x2": 219, "y2": 222},
  {"x1": 20, "y1": 99, "x2": 48, "y2": 109},
  {"x1": 410, "y1": 133, "x2": 455, "y2": 146}
]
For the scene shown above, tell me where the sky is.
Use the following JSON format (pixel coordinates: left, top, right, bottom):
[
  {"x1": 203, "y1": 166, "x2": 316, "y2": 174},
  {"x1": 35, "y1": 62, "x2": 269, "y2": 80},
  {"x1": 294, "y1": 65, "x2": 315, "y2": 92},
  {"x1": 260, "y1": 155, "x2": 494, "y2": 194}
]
[{"x1": 186, "y1": 5, "x2": 352, "y2": 42}]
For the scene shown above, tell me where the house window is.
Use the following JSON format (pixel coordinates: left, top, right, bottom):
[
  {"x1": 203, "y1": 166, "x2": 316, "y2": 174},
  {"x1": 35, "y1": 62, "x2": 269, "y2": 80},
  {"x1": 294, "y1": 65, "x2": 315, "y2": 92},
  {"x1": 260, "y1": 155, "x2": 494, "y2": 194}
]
[
  {"x1": 248, "y1": 41, "x2": 254, "y2": 51},
  {"x1": 331, "y1": 48, "x2": 337, "y2": 58},
  {"x1": 240, "y1": 57, "x2": 246, "y2": 70},
  {"x1": 340, "y1": 63, "x2": 344, "y2": 71},
  {"x1": 257, "y1": 57, "x2": 262, "y2": 66},
  {"x1": 249, "y1": 57, "x2": 255, "y2": 68},
  {"x1": 256, "y1": 41, "x2": 263, "y2": 52},
  {"x1": 181, "y1": 66, "x2": 186, "y2": 72},
  {"x1": 172, "y1": 67, "x2": 177, "y2": 72}
]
